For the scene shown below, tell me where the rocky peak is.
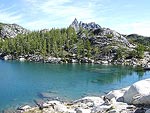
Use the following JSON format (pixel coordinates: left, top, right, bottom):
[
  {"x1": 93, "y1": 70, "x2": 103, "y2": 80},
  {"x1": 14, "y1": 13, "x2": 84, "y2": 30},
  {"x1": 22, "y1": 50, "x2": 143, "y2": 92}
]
[
  {"x1": 70, "y1": 18, "x2": 101, "y2": 32},
  {"x1": 0, "y1": 23, "x2": 30, "y2": 38},
  {"x1": 70, "y1": 18, "x2": 133, "y2": 48},
  {"x1": 72, "y1": 18, "x2": 78, "y2": 25},
  {"x1": 71, "y1": 18, "x2": 79, "y2": 31}
]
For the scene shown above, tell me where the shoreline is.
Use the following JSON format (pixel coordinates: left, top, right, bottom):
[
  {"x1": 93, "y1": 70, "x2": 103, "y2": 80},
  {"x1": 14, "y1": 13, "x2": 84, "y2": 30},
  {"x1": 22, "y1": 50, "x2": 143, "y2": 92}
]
[
  {"x1": 3, "y1": 78, "x2": 150, "y2": 113},
  {"x1": 0, "y1": 52, "x2": 150, "y2": 68}
]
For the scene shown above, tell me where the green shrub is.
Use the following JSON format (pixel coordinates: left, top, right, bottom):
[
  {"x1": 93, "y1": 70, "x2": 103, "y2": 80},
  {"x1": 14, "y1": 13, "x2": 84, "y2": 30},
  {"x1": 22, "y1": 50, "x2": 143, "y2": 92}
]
[{"x1": 106, "y1": 34, "x2": 113, "y2": 38}]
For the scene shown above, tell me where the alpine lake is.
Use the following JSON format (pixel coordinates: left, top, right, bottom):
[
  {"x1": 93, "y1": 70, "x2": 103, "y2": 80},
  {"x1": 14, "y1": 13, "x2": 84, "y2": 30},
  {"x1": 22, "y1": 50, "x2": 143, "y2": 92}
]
[{"x1": 0, "y1": 60, "x2": 150, "y2": 111}]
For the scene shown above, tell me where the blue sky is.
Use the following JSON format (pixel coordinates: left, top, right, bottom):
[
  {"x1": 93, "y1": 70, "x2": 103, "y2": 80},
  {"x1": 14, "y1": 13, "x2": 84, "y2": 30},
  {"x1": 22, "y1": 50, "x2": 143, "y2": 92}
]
[{"x1": 0, "y1": 0, "x2": 150, "y2": 36}]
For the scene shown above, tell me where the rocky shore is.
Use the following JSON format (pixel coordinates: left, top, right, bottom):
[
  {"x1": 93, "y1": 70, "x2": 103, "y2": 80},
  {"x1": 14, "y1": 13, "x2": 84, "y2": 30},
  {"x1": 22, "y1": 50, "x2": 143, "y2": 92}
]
[
  {"x1": 1, "y1": 51, "x2": 150, "y2": 68},
  {"x1": 4, "y1": 78, "x2": 150, "y2": 113}
]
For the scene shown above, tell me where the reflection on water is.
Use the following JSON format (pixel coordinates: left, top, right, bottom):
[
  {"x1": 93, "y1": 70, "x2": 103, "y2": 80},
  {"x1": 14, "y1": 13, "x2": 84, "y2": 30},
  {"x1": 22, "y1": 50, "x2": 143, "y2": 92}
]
[{"x1": 89, "y1": 65, "x2": 135, "y2": 84}]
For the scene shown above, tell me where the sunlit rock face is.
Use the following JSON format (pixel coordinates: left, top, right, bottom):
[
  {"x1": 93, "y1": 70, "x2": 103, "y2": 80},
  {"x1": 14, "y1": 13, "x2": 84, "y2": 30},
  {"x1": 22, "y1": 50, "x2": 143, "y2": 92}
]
[
  {"x1": 70, "y1": 18, "x2": 101, "y2": 32},
  {"x1": 0, "y1": 23, "x2": 30, "y2": 38},
  {"x1": 123, "y1": 79, "x2": 150, "y2": 105}
]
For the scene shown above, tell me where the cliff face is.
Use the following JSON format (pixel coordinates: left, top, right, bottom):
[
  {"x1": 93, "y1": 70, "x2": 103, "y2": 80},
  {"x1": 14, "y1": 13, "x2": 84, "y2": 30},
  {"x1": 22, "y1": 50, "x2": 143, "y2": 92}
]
[{"x1": 0, "y1": 23, "x2": 30, "y2": 38}]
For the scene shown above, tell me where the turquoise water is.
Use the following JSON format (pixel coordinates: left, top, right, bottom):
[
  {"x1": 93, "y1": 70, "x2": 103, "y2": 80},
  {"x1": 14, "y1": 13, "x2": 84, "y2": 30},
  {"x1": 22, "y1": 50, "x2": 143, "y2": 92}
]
[{"x1": 0, "y1": 60, "x2": 150, "y2": 111}]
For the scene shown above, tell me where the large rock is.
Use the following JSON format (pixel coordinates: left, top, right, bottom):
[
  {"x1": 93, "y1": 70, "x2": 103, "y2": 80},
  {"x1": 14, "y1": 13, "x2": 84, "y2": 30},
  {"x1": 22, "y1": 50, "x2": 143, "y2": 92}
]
[
  {"x1": 110, "y1": 98, "x2": 136, "y2": 113},
  {"x1": 91, "y1": 105, "x2": 112, "y2": 113},
  {"x1": 47, "y1": 57, "x2": 61, "y2": 63},
  {"x1": 74, "y1": 96, "x2": 104, "y2": 107},
  {"x1": 27, "y1": 54, "x2": 44, "y2": 62},
  {"x1": 146, "y1": 109, "x2": 150, "y2": 113},
  {"x1": 75, "y1": 108, "x2": 91, "y2": 113},
  {"x1": 19, "y1": 57, "x2": 25, "y2": 62},
  {"x1": 72, "y1": 59, "x2": 78, "y2": 63},
  {"x1": 105, "y1": 87, "x2": 129, "y2": 101},
  {"x1": 123, "y1": 79, "x2": 150, "y2": 105},
  {"x1": 4, "y1": 55, "x2": 12, "y2": 60},
  {"x1": 17, "y1": 105, "x2": 31, "y2": 111},
  {"x1": 101, "y1": 60, "x2": 109, "y2": 64},
  {"x1": 48, "y1": 100, "x2": 74, "y2": 113}
]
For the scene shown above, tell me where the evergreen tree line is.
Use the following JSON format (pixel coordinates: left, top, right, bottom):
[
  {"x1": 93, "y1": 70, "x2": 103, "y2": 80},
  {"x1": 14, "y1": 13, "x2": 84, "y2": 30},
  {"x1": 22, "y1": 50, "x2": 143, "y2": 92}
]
[
  {"x1": 0, "y1": 27, "x2": 95, "y2": 59},
  {"x1": 0, "y1": 26, "x2": 146, "y2": 60}
]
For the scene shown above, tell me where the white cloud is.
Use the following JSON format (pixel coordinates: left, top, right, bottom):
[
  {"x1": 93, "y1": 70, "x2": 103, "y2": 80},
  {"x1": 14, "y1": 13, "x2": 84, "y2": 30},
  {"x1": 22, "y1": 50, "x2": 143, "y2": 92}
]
[
  {"x1": 23, "y1": 0, "x2": 106, "y2": 29},
  {"x1": 9, "y1": 0, "x2": 149, "y2": 37},
  {"x1": 113, "y1": 21, "x2": 150, "y2": 36},
  {"x1": 0, "y1": 6, "x2": 23, "y2": 24},
  {"x1": 24, "y1": 20, "x2": 51, "y2": 30}
]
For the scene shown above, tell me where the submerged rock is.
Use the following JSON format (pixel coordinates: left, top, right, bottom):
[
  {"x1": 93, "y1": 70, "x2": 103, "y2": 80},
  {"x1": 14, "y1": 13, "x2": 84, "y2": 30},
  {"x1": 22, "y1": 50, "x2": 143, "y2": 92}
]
[
  {"x1": 40, "y1": 92, "x2": 53, "y2": 98},
  {"x1": 2, "y1": 109, "x2": 16, "y2": 113},
  {"x1": 39, "y1": 92, "x2": 61, "y2": 101}
]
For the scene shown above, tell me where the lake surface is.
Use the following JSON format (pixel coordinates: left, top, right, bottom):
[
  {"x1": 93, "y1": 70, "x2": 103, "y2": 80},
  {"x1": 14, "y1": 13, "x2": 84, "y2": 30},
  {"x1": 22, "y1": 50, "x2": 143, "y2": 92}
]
[{"x1": 0, "y1": 60, "x2": 150, "y2": 111}]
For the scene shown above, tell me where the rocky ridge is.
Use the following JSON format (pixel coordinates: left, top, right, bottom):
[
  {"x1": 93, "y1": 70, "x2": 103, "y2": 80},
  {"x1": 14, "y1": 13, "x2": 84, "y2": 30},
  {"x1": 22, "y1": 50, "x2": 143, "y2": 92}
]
[
  {"x1": 69, "y1": 19, "x2": 150, "y2": 67},
  {"x1": 70, "y1": 18, "x2": 101, "y2": 31},
  {"x1": 0, "y1": 23, "x2": 30, "y2": 38},
  {"x1": 70, "y1": 18, "x2": 132, "y2": 48}
]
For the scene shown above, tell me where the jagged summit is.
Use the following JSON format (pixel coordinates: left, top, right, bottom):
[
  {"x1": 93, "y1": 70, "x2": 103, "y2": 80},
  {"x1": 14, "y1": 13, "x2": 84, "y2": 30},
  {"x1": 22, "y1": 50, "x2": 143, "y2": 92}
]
[
  {"x1": 70, "y1": 18, "x2": 132, "y2": 47},
  {"x1": 72, "y1": 18, "x2": 78, "y2": 25},
  {"x1": 70, "y1": 18, "x2": 101, "y2": 31}
]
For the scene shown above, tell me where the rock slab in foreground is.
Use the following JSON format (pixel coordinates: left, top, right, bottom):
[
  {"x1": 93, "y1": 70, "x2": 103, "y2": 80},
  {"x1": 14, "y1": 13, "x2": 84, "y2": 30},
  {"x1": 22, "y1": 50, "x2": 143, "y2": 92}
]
[{"x1": 123, "y1": 79, "x2": 150, "y2": 105}]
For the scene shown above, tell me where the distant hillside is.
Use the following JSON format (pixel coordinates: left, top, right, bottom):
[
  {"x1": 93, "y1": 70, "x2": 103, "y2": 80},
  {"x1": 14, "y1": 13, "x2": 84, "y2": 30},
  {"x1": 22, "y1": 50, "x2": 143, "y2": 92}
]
[
  {"x1": 0, "y1": 23, "x2": 29, "y2": 38},
  {"x1": 126, "y1": 34, "x2": 150, "y2": 47}
]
